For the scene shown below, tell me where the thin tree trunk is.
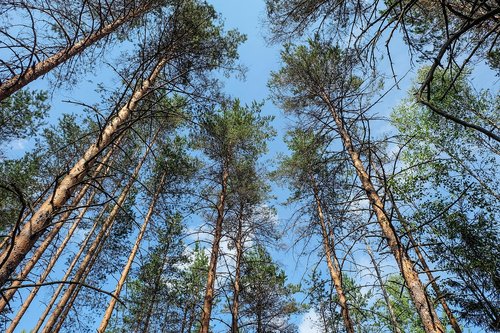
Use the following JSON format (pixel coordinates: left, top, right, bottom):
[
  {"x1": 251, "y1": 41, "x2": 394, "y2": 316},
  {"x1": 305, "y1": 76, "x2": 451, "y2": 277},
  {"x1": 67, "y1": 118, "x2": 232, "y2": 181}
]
[
  {"x1": 0, "y1": 55, "x2": 169, "y2": 288},
  {"x1": 257, "y1": 308, "x2": 263, "y2": 333},
  {"x1": 322, "y1": 94, "x2": 445, "y2": 333},
  {"x1": 372, "y1": 158, "x2": 462, "y2": 333},
  {"x1": 0, "y1": 2, "x2": 156, "y2": 101},
  {"x1": 142, "y1": 266, "x2": 163, "y2": 333},
  {"x1": 97, "y1": 171, "x2": 167, "y2": 333},
  {"x1": 0, "y1": 142, "x2": 117, "y2": 314},
  {"x1": 231, "y1": 205, "x2": 244, "y2": 333},
  {"x1": 199, "y1": 168, "x2": 229, "y2": 333},
  {"x1": 311, "y1": 179, "x2": 355, "y2": 333},
  {"x1": 41, "y1": 132, "x2": 157, "y2": 333},
  {"x1": 391, "y1": 201, "x2": 462, "y2": 333},
  {"x1": 52, "y1": 254, "x2": 93, "y2": 333},
  {"x1": 364, "y1": 239, "x2": 403, "y2": 333},
  {"x1": 52, "y1": 202, "x2": 119, "y2": 333},
  {"x1": 140, "y1": 217, "x2": 175, "y2": 333},
  {"x1": 180, "y1": 302, "x2": 190, "y2": 333},
  {"x1": 186, "y1": 299, "x2": 197, "y2": 333}
]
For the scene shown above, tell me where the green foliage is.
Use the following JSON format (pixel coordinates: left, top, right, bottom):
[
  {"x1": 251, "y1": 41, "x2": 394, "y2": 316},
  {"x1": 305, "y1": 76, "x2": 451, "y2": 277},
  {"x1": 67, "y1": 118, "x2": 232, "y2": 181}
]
[
  {"x1": 269, "y1": 39, "x2": 363, "y2": 116},
  {"x1": 371, "y1": 275, "x2": 424, "y2": 333},
  {"x1": 0, "y1": 89, "x2": 49, "y2": 153},
  {"x1": 0, "y1": 153, "x2": 42, "y2": 234},
  {"x1": 239, "y1": 246, "x2": 303, "y2": 332},
  {"x1": 111, "y1": 216, "x2": 188, "y2": 333},
  {"x1": 193, "y1": 99, "x2": 274, "y2": 164}
]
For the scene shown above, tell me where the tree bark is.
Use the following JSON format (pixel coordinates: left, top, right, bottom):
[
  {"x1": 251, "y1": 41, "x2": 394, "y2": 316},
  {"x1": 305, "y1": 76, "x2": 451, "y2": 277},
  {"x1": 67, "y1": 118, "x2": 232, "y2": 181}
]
[
  {"x1": 231, "y1": 205, "x2": 244, "y2": 333},
  {"x1": 392, "y1": 201, "x2": 462, "y2": 333},
  {"x1": 32, "y1": 198, "x2": 110, "y2": 332},
  {"x1": 6, "y1": 187, "x2": 99, "y2": 333},
  {"x1": 0, "y1": 2, "x2": 156, "y2": 101},
  {"x1": 322, "y1": 93, "x2": 445, "y2": 333},
  {"x1": 0, "y1": 56, "x2": 168, "y2": 288},
  {"x1": 199, "y1": 168, "x2": 229, "y2": 333},
  {"x1": 372, "y1": 158, "x2": 462, "y2": 333}
]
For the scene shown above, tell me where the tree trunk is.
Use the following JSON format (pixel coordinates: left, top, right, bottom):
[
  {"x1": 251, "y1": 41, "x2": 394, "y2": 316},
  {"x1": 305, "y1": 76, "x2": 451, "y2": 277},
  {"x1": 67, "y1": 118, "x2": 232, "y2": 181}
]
[
  {"x1": 257, "y1": 308, "x2": 263, "y2": 333},
  {"x1": 0, "y1": 56, "x2": 168, "y2": 288},
  {"x1": 41, "y1": 132, "x2": 156, "y2": 333},
  {"x1": 6, "y1": 187, "x2": 100, "y2": 333},
  {"x1": 392, "y1": 200, "x2": 462, "y2": 333},
  {"x1": 364, "y1": 239, "x2": 403, "y2": 333},
  {"x1": 141, "y1": 224, "x2": 175, "y2": 333},
  {"x1": 97, "y1": 171, "x2": 167, "y2": 333},
  {"x1": 199, "y1": 168, "x2": 229, "y2": 333},
  {"x1": 311, "y1": 179, "x2": 355, "y2": 333},
  {"x1": 371, "y1": 158, "x2": 462, "y2": 333},
  {"x1": 322, "y1": 93, "x2": 445, "y2": 333},
  {"x1": 231, "y1": 205, "x2": 244, "y2": 333},
  {"x1": 0, "y1": 2, "x2": 156, "y2": 101}
]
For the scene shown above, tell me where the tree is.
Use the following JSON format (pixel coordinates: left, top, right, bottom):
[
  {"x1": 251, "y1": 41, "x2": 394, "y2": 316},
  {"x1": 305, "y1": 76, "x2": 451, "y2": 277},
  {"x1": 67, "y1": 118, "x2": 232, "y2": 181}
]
[
  {"x1": 264, "y1": 0, "x2": 500, "y2": 142},
  {"x1": 239, "y1": 246, "x2": 301, "y2": 333},
  {"x1": 275, "y1": 128, "x2": 357, "y2": 333},
  {"x1": 192, "y1": 99, "x2": 274, "y2": 333},
  {"x1": 118, "y1": 216, "x2": 187, "y2": 333}
]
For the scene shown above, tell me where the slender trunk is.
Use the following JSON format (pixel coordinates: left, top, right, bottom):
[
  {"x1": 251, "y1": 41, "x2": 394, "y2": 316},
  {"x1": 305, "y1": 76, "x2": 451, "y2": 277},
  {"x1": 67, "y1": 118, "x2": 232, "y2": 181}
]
[
  {"x1": 142, "y1": 274, "x2": 162, "y2": 333},
  {"x1": 180, "y1": 303, "x2": 189, "y2": 333},
  {"x1": 186, "y1": 299, "x2": 197, "y2": 333},
  {"x1": 141, "y1": 228, "x2": 174, "y2": 333},
  {"x1": 199, "y1": 168, "x2": 229, "y2": 333},
  {"x1": 41, "y1": 132, "x2": 156, "y2": 333},
  {"x1": 231, "y1": 205, "x2": 244, "y2": 333},
  {"x1": 98, "y1": 171, "x2": 167, "y2": 333},
  {"x1": 32, "y1": 197, "x2": 110, "y2": 332},
  {"x1": 257, "y1": 307, "x2": 263, "y2": 333},
  {"x1": 0, "y1": 142, "x2": 117, "y2": 315},
  {"x1": 53, "y1": 202, "x2": 120, "y2": 333},
  {"x1": 311, "y1": 179, "x2": 355, "y2": 333},
  {"x1": 0, "y1": 3, "x2": 156, "y2": 101},
  {"x1": 322, "y1": 94, "x2": 444, "y2": 333},
  {"x1": 0, "y1": 56, "x2": 168, "y2": 288},
  {"x1": 52, "y1": 255, "x2": 93, "y2": 333},
  {"x1": 392, "y1": 202, "x2": 462, "y2": 333},
  {"x1": 364, "y1": 239, "x2": 402, "y2": 333},
  {"x1": 373, "y1": 156, "x2": 462, "y2": 333}
]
